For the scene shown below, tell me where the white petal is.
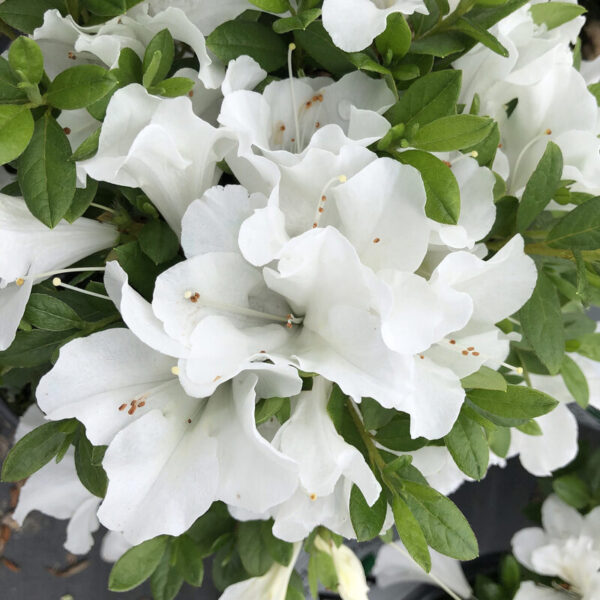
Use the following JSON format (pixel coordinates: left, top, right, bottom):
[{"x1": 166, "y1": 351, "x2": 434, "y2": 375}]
[
  {"x1": 65, "y1": 496, "x2": 101, "y2": 555},
  {"x1": 222, "y1": 55, "x2": 267, "y2": 96},
  {"x1": 100, "y1": 531, "x2": 132, "y2": 563},
  {"x1": 513, "y1": 581, "x2": 568, "y2": 600},
  {"x1": 37, "y1": 328, "x2": 179, "y2": 446},
  {"x1": 512, "y1": 527, "x2": 549, "y2": 572},
  {"x1": 98, "y1": 393, "x2": 218, "y2": 544},
  {"x1": 541, "y1": 494, "x2": 584, "y2": 539}
]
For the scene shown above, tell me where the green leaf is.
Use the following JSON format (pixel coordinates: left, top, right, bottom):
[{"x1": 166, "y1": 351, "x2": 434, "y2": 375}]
[
  {"x1": 487, "y1": 426, "x2": 511, "y2": 458},
  {"x1": 151, "y1": 544, "x2": 184, "y2": 600},
  {"x1": 0, "y1": 105, "x2": 33, "y2": 165},
  {"x1": 553, "y1": 474, "x2": 592, "y2": 510},
  {"x1": 0, "y1": 329, "x2": 77, "y2": 368},
  {"x1": 577, "y1": 333, "x2": 600, "y2": 361},
  {"x1": 207, "y1": 20, "x2": 287, "y2": 72},
  {"x1": 348, "y1": 53, "x2": 392, "y2": 76},
  {"x1": 560, "y1": 354, "x2": 589, "y2": 409},
  {"x1": 517, "y1": 142, "x2": 563, "y2": 232},
  {"x1": 376, "y1": 13, "x2": 411, "y2": 59},
  {"x1": 64, "y1": 177, "x2": 99, "y2": 223},
  {"x1": 186, "y1": 502, "x2": 235, "y2": 557},
  {"x1": 273, "y1": 8, "x2": 321, "y2": 34},
  {"x1": 173, "y1": 536, "x2": 204, "y2": 587},
  {"x1": 237, "y1": 521, "x2": 275, "y2": 576},
  {"x1": 114, "y1": 241, "x2": 164, "y2": 300},
  {"x1": 74, "y1": 429, "x2": 109, "y2": 497},
  {"x1": 391, "y1": 494, "x2": 431, "y2": 572},
  {"x1": 18, "y1": 112, "x2": 76, "y2": 227},
  {"x1": 8, "y1": 37, "x2": 44, "y2": 84},
  {"x1": 0, "y1": 0, "x2": 65, "y2": 33},
  {"x1": 47, "y1": 65, "x2": 117, "y2": 110},
  {"x1": 360, "y1": 397, "x2": 395, "y2": 430},
  {"x1": 519, "y1": 271, "x2": 565, "y2": 374},
  {"x1": 249, "y1": 0, "x2": 289, "y2": 12},
  {"x1": 255, "y1": 396, "x2": 287, "y2": 425},
  {"x1": 81, "y1": 0, "x2": 128, "y2": 16},
  {"x1": 451, "y1": 17, "x2": 508, "y2": 56},
  {"x1": 309, "y1": 550, "x2": 339, "y2": 595},
  {"x1": 109, "y1": 536, "x2": 169, "y2": 592},
  {"x1": 261, "y1": 521, "x2": 294, "y2": 566},
  {"x1": 396, "y1": 149, "x2": 460, "y2": 225},
  {"x1": 410, "y1": 114, "x2": 494, "y2": 152},
  {"x1": 138, "y1": 219, "x2": 180, "y2": 265},
  {"x1": 530, "y1": 1, "x2": 586, "y2": 31},
  {"x1": 115, "y1": 47, "x2": 143, "y2": 86},
  {"x1": 386, "y1": 69, "x2": 461, "y2": 129},
  {"x1": 515, "y1": 419, "x2": 542, "y2": 436},
  {"x1": 499, "y1": 555, "x2": 521, "y2": 593},
  {"x1": 461, "y1": 366, "x2": 507, "y2": 391},
  {"x1": 402, "y1": 480, "x2": 478, "y2": 560},
  {"x1": 2, "y1": 419, "x2": 78, "y2": 482},
  {"x1": 374, "y1": 413, "x2": 428, "y2": 452},
  {"x1": 444, "y1": 411, "x2": 489, "y2": 480},
  {"x1": 467, "y1": 385, "x2": 559, "y2": 425},
  {"x1": 70, "y1": 127, "x2": 101, "y2": 162},
  {"x1": 24, "y1": 293, "x2": 84, "y2": 331},
  {"x1": 547, "y1": 197, "x2": 600, "y2": 250},
  {"x1": 294, "y1": 21, "x2": 354, "y2": 77},
  {"x1": 410, "y1": 33, "x2": 466, "y2": 57},
  {"x1": 143, "y1": 29, "x2": 175, "y2": 87},
  {"x1": 150, "y1": 77, "x2": 195, "y2": 98},
  {"x1": 350, "y1": 487, "x2": 387, "y2": 542},
  {"x1": 462, "y1": 121, "x2": 500, "y2": 167},
  {"x1": 0, "y1": 57, "x2": 28, "y2": 104}
]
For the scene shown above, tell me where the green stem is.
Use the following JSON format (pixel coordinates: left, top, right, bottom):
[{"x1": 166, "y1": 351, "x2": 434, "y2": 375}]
[{"x1": 347, "y1": 398, "x2": 386, "y2": 473}]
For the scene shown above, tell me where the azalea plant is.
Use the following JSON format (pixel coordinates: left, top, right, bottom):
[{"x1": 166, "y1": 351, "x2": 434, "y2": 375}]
[{"x1": 0, "y1": 0, "x2": 599, "y2": 598}]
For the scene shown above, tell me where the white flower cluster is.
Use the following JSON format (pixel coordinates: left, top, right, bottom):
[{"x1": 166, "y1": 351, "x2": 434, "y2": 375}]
[{"x1": 0, "y1": 0, "x2": 596, "y2": 597}]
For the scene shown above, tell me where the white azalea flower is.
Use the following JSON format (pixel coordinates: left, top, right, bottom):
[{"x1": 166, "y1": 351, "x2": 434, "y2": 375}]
[
  {"x1": 34, "y1": 5, "x2": 222, "y2": 87},
  {"x1": 220, "y1": 71, "x2": 394, "y2": 194},
  {"x1": 374, "y1": 539, "x2": 472, "y2": 599},
  {"x1": 80, "y1": 84, "x2": 235, "y2": 235},
  {"x1": 268, "y1": 377, "x2": 381, "y2": 541},
  {"x1": 12, "y1": 406, "x2": 101, "y2": 556},
  {"x1": 314, "y1": 535, "x2": 370, "y2": 600},
  {"x1": 322, "y1": 0, "x2": 428, "y2": 52},
  {"x1": 512, "y1": 495, "x2": 600, "y2": 600},
  {"x1": 220, "y1": 542, "x2": 301, "y2": 600},
  {"x1": 0, "y1": 194, "x2": 118, "y2": 351},
  {"x1": 38, "y1": 328, "x2": 300, "y2": 544}
]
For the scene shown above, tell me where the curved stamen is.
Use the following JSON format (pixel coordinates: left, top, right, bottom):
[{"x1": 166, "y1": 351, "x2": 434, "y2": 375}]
[
  {"x1": 52, "y1": 277, "x2": 111, "y2": 300},
  {"x1": 312, "y1": 175, "x2": 347, "y2": 229},
  {"x1": 16, "y1": 266, "x2": 106, "y2": 287}
]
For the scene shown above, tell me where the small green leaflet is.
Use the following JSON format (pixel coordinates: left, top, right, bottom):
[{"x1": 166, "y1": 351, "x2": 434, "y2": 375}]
[
  {"x1": 8, "y1": 37, "x2": 44, "y2": 84},
  {"x1": 47, "y1": 65, "x2": 118, "y2": 110},
  {"x1": 530, "y1": 2, "x2": 586, "y2": 31},
  {"x1": 444, "y1": 410, "x2": 489, "y2": 480},
  {"x1": 410, "y1": 115, "x2": 495, "y2": 152},
  {"x1": 461, "y1": 366, "x2": 507, "y2": 391},
  {"x1": 349, "y1": 486, "x2": 387, "y2": 542},
  {"x1": 0, "y1": 105, "x2": 34, "y2": 165}
]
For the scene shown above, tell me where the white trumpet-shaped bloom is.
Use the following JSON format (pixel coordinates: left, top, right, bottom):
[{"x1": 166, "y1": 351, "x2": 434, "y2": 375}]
[{"x1": 0, "y1": 194, "x2": 118, "y2": 351}]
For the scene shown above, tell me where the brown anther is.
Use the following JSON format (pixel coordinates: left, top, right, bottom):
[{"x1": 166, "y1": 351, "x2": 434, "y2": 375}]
[
  {"x1": 137, "y1": 401, "x2": 146, "y2": 408},
  {"x1": 118, "y1": 404, "x2": 127, "y2": 411},
  {"x1": 472, "y1": 351, "x2": 480, "y2": 356},
  {"x1": 128, "y1": 405, "x2": 136, "y2": 415},
  {"x1": 312, "y1": 222, "x2": 318, "y2": 228},
  {"x1": 309, "y1": 493, "x2": 317, "y2": 501},
  {"x1": 63, "y1": 127, "x2": 71, "y2": 135},
  {"x1": 419, "y1": 355, "x2": 424, "y2": 360},
  {"x1": 545, "y1": 128, "x2": 552, "y2": 135},
  {"x1": 315, "y1": 94, "x2": 323, "y2": 102},
  {"x1": 305, "y1": 101, "x2": 312, "y2": 108},
  {"x1": 321, "y1": 195, "x2": 327, "y2": 202},
  {"x1": 498, "y1": 143, "x2": 503, "y2": 148},
  {"x1": 280, "y1": 124, "x2": 286, "y2": 131},
  {"x1": 373, "y1": 237, "x2": 381, "y2": 244},
  {"x1": 315, "y1": 121, "x2": 320, "y2": 128},
  {"x1": 312, "y1": 95, "x2": 319, "y2": 102},
  {"x1": 260, "y1": 350, "x2": 266, "y2": 353},
  {"x1": 187, "y1": 418, "x2": 192, "y2": 424},
  {"x1": 291, "y1": 137, "x2": 295, "y2": 142},
  {"x1": 67, "y1": 51, "x2": 76, "y2": 60},
  {"x1": 461, "y1": 350, "x2": 469, "y2": 356},
  {"x1": 213, "y1": 375, "x2": 222, "y2": 382},
  {"x1": 318, "y1": 207, "x2": 324, "y2": 213},
  {"x1": 190, "y1": 292, "x2": 200, "y2": 303},
  {"x1": 443, "y1": 160, "x2": 452, "y2": 167},
  {"x1": 449, "y1": 339, "x2": 456, "y2": 344},
  {"x1": 188, "y1": 90, "x2": 194, "y2": 98},
  {"x1": 2, "y1": 557, "x2": 20, "y2": 573},
  {"x1": 467, "y1": 346, "x2": 475, "y2": 351}
]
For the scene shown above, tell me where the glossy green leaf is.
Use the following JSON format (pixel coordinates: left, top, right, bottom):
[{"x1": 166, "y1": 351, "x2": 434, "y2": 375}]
[
  {"x1": 143, "y1": 29, "x2": 175, "y2": 87},
  {"x1": 8, "y1": 37, "x2": 44, "y2": 84},
  {"x1": 410, "y1": 115, "x2": 494, "y2": 152},
  {"x1": 0, "y1": 105, "x2": 33, "y2": 165},
  {"x1": 47, "y1": 65, "x2": 117, "y2": 110},
  {"x1": 444, "y1": 411, "x2": 489, "y2": 480},
  {"x1": 273, "y1": 8, "x2": 321, "y2": 33},
  {"x1": 520, "y1": 271, "x2": 565, "y2": 374},
  {"x1": 451, "y1": 17, "x2": 508, "y2": 56},
  {"x1": 70, "y1": 127, "x2": 101, "y2": 162},
  {"x1": 376, "y1": 13, "x2": 411, "y2": 59},
  {"x1": 24, "y1": 293, "x2": 84, "y2": 331},
  {"x1": 109, "y1": 536, "x2": 169, "y2": 592},
  {"x1": 0, "y1": 0, "x2": 65, "y2": 33},
  {"x1": 1, "y1": 419, "x2": 78, "y2": 482},
  {"x1": 396, "y1": 149, "x2": 460, "y2": 224},
  {"x1": 18, "y1": 112, "x2": 76, "y2": 228},
  {"x1": 64, "y1": 177, "x2": 99, "y2": 223},
  {"x1": 517, "y1": 142, "x2": 563, "y2": 232}
]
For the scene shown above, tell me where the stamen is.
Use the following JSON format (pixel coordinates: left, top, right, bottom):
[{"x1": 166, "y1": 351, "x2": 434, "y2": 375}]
[
  {"x1": 16, "y1": 266, "x2": 106, "y2": 285},
  {"x1": 450, "y1": 151, "x2": 478, "y2": 166},
  {"x1": 90, "y1": 202, "x2": 115, "y2": 214},
  {"x1": 312, "y1": 175, "x2": 347, "y2": 228},
  {"x1": 183, "y1": 290, "x2": 303, "y2": 327},
  {"x1": 171, "y1": 366, "x2": 180, "y2": 376},
  {"x1": 287, "y1": 43, "x2": 301, "y2": 154},
  {"x1": 52, "y1": 278, "x2": 111, "y2": 300},
  {"x1": 309, "y1": 493, "x2": 317, "y2": 501}
]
